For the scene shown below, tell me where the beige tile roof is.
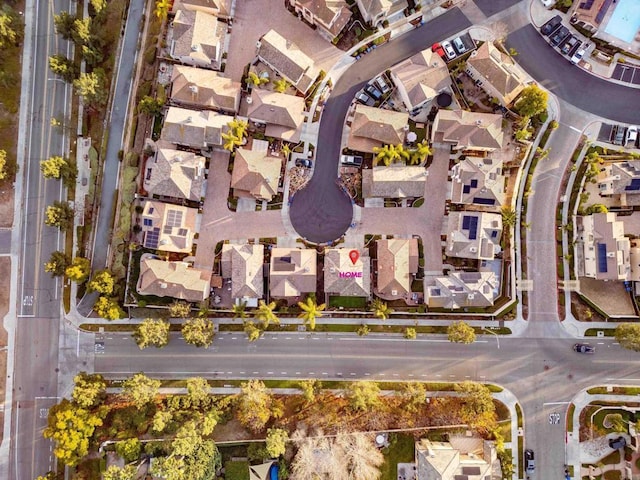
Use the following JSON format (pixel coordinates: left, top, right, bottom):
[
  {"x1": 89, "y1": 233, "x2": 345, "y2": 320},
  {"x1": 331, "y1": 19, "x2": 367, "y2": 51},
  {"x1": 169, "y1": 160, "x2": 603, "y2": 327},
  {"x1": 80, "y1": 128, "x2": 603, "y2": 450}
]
[
  {"x1": 450, "y1": 156, "x2": 505, "y2": 208},
  {"x1": 416, "y1": 439, "x2": 497, "y2": 480},
  {"x1": 466, "y1": 42, "x2": 527, "y2": 106},
  {"x1": 144, "y1": 145, "x2": 206, "y2": 201},
  {"x1": 362, "y1": 166, "x2": 426, "y2": 198},
  {"x1": 432, "y1": 110, "x2": 504, "y2": 151},
  {"x1": 171, "y1": 9, "x2": 224, "y2": 68},
  {"x1": 356, "y1": 0, "x2": 406, "y2": 24},
  {"x1": 137, "y1": 256, "x2": 211, "y2": 302},
  {"x1": 256, "y1": 30, "x2": 319, "y2": 94},
  {"x1": 293, "y1": 0, "x2": 352, "y2": 38},
  {"x1": 347, "y1": 105, "x2": 408, "y2": 153},
  {"x1": 598, "y1": 161, "x2": 640, "y2": 196},
  {"x1": 446, "y1": 211, "x2": 502, "y2": 260},
  {"x1": 324, "y1": 248, "x2": 371, "y2": 297},
  {"x1": 577, "y1": 212, "x2": 630, "y2": 281},
  {"x1": 247, "y1": 89, "x2": 305, "y2": 142},
  {"x1": 390, "y1": 49, "x2": 451, "y2": 111},
  {"x1": 270, "y1": 247, "x2": 317, "y2": 298},
  {"x1": 140, "y1": 200, "x2": 198, "y2": 253},
  {"x1": 221, "y1": 243, "x2": 264, "y2": 299},
  {"x1": 426, "y1": 271, "x2": 497, "y2": 309},
  {"x1": 161, "y1": 106, "x2": 233, "y2": 148},
  {"x1": 231, "y1": 147, "x2": 282, "y2": 201},
  {"x1": 376, "y1": 238, "x2": 418, "y2": 298},
  {"x1": 172, "y1": 0, "x2": 232, "y2": 17},
  {"x1": 171, "y1": 65, "x2": 242, "y2": 113}
]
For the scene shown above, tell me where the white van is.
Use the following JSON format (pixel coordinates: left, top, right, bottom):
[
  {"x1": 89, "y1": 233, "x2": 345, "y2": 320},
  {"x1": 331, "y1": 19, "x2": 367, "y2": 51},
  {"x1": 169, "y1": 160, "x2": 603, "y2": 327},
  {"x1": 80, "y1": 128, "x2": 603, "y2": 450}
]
[{"x1": 627, "y1": 126, "x2": 638, "y2": 148}]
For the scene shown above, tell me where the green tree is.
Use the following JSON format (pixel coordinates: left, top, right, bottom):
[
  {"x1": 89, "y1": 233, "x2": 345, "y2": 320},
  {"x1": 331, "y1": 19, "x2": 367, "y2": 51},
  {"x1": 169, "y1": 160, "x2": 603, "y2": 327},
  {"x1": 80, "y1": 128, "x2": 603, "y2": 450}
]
[
  {"x1": 65, "y1": 257, "x2": 91, "y2": 282},
  {"x1": 45, "y1": 201, "x2": 74, "y2": 230},
  {"x1": 182, "y1": 317, "x2": 215, "y2": 348},
  {"x1": 254, "y1": 300, "x2": 279, "y2": 328},
  {"x1": 404, "y1": 327, "x2": 417, "y2": 339},
  {"x1": 115, "y1": 438, "x2": 142, "y2": 463},
  {"x1": 154, "y1": 0, "x2": 171, "y2": 19},
  {"x1": 501, "y1": 206, "x2": 517, "y2": 228},
  {"x1": 371, "y1": 298, "x2": 393, "y2": 319},
  {"x1": 201, "y1": 408, "x2": 220, "y2": 435},
  {"x1": 235, "y1": 380, "x2": 283, "y2": 433},
  {"x1": 401, "y1": 381, "x2": 427, "y2": 413},
  {"x1": 169, "y1": 300, "x2": 191, "y2": 318},
  {"x1": 73, "y1": 70, "x2": 107, "y2": 105},
  {"x1": 152, "y1": 410, "x2": 173, "y2": 433},
  {"x1": 71, "y1": 17, "x2": 91, "y2": 45},
  {"x1": 297, "y1": 296, "x2": 326, "y2": 330},
  {"x1": 607, "y1": 413, "x2": 627, "y2": 433},
  {"x1": 133, "y1": 318, "x2": 170, "y2": 349},
  {"x1": 121, "y1": 373, "x2": 161, "y2": 409},
  {"x1": 53, "y1": 11, "x2": 76, "y2": 39},
  {"x1": 172, "y1": 420, "x2": 202, "y2": 457},
  {"x1": 447, "y1": 321, "x2": 476, "y2": 344},
  {"x1": 454, "y1": 381, "x2": 496, "y2": 428},
  {"x1": 102, "y1": 465, "x2": 137, "y2": 480},
  {"x1": 266, "y1": 428, "x2": 289, "y2": 458},
  {"x1": 44, "y1": 251, "x2": 70, "y2": 277},
  {"x1": 244, "y1": 320, "x2": 262, "y2": 342},
  {"x1": 138, "y1": 95, "x2": 164, "y2": 116},
  {"x1": 0, "y1": 12, "x2": 18, "y2": 47},
  {"x1": 90, "y1": 0, "x2": 107, "y2": 14},
  {"x1": 72, "y1": 372, "x2": 106, "y2": 408},
  {"x1": 357, "y1": 324, "x2": 370, "y2": 336},
  {"x1": 87, "y1": 269, "x2": 115, "y2": 295},
  {"x1": 40, "y1": 155, "x2": 67, "y2": 179},
  {"x1": 515, "y1": 127, "x2": 532, "y2": 142},
  {"x1": 514, "y1": 85, "x2": 548, "y2": 118},
  {"x1": 150, "y1": 455, "x2": 185, "y2": 480},
  {"x1": 186, "y1": 377, "x2": 210, "y2": 406},
  {"x1": 94, "y1": 296, "x2": 124, "y2": 320},
  {"x1": 409, "y1": 140, "x2": 431, "y2": 165},
  {"x1": 346, "y1": 380, "x2": 381, "y2": 412},
  {"x1": 49, "y1": 55, "x2": 77, "y2": 82},
  {"x1": 0, "y1": 149, "x2": 7, "y2": 180},
  {"x1": 282, "y1": 144, "x2": 292, "y2": 161},
  {"x1": 273, "y1": 78, "x2": 289, "y2": 93},
  {"x1": 586, "y1": 203, "x2": 608, "y2": 214},
  {"x1": 247, "y1": 71, "x2": 269, "y2": 88},
  {"x1": 232, "y1": 301, "x2": 248, "y2": 319},
  {"x1": 298, "y1": 379, "x2": 321, "y2": 405},
  {"x1": 615, "y1": 323, "x2": 640, "y2": 351},
  {"x1": 373, "y1": 144, "x2": 400, "y2": 166},
  {"x1": 43, "y1": 399, "x2": 104, "y2": 466},
  {"x1": 221, "y1": 131, "x2": 241, "y2": 152}
]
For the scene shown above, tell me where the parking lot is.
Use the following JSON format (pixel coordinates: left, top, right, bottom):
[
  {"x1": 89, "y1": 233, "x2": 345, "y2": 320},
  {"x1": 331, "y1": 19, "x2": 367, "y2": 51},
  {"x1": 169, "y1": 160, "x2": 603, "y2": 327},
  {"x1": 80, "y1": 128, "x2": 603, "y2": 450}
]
[{"x1": 612, "y1": 62, "x2": 640, "y2": 86}]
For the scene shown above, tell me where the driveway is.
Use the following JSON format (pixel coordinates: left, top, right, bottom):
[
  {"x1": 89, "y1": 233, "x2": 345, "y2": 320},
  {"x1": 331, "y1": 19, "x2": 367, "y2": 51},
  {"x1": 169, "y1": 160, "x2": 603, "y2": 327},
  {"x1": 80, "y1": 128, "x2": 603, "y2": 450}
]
[
  {"x1": 224, "y1": 0, "x2": 343, "y2": 82},
  {"x1": 289, "y1": 7, "x2": 473, "y2": 243}
]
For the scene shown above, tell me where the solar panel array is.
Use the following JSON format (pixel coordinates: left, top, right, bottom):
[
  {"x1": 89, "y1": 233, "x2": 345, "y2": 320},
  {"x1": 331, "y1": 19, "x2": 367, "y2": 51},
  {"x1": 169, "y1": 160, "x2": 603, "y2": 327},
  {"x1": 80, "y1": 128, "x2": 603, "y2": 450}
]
[
  {"x1": 597, "y1": 243, "x2": 608, "y2": 273},
  {"x1": 625, "y1": 178, "x2": 640, "y2": 191},
  {"x1": 473, "y1": 197, "x2": 495, "y2": 205},
  {"x1": 145, "y1": 228, "x2": 160, "y2": 249},
  {"x1": 470, "y1": 179, "x2": 478, "y2": 188},
  {"x1": 166, "y1": 209, "x2": 184, "y2": 227}
]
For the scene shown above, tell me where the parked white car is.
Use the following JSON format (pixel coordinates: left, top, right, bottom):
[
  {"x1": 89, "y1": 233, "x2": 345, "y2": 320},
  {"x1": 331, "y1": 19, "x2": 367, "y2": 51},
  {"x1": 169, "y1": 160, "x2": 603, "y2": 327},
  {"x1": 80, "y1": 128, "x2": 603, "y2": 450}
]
[
  {"x1": 540, "y1": 0, "x2": 556, "y2": 7},
  {"x1": 570, "y1": 48, "x2": 585, "y2": 65},
  {"x1": 626, "y1": 126, "x2": 638, "y2": 147}
]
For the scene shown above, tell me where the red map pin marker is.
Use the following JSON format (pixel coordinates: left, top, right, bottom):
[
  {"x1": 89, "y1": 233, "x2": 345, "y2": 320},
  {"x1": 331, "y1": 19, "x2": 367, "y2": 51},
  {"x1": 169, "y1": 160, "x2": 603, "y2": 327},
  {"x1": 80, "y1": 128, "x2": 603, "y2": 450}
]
[{"x1": 349, "y1": 250, "x2": 360, "y2": 265}]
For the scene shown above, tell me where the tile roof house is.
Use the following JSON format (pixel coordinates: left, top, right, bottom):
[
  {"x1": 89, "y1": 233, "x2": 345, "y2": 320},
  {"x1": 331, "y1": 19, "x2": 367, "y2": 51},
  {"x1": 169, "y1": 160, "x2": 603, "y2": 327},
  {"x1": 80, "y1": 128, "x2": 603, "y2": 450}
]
[
  {"x1": 425, "y1": 271, "x2": 497, "y2": 309},
  {"x1": 140, "y1": 200, "x2": 198, "y2": 253},
  {"x1": 375, "y1": 238, "x2": 418, "y2": 299},
  {"x1": 246, "y1": 89, "x2": 305, "y2": 142},
  {"x1": 289, "y1": 0, "x2": 352, "y2": 41},
  {"x1": 172, "y1": 0, "x2": 232, "y2": 19},
  {"x1": 362, "y1": 165, "x2": 426, "y2": 198},
  {"x1": 465, "y1": 42, "x2": 527, "y2": 106},
  {"x1": 630, "y1": 239, "x2": 640, "y2": 282},
  {"x1": 221, "y1": 243, "x2": 265, "y2": 300},
  {"x1": 431, "y1": 110, "x2": 504, "y2": 152},
  {"x1": 390, "y1": 48, "x2": 451, "y2": 113},
  {"x1": 144, "y1": 143, "x2": 206, "y2": 201},
  {"x1": 256, "y1": 30, "x2": 320, "y2": 95},
  {"x1": 576, "y1": 212, "x2": 630, "y2": 281},
  {"x1": 171, "y1": 65, "x2": 242, "y2": 113},
  {"x1": 597, "y1": 161, "x2": 640, "y2": 207},
  {"x1": 446, "y1": 211, "x2": 502, "y2": 260},
  {"x1": 137, "y1": 255, "x2": 211, "y2": 302},
  {"x1": 355, "y1": 0, "x2": 407, "y2": 27},
  {"x1": 170, "y1": 9, "x2": 225, "y2": 70},
  {"x1": 270, "y1": 248, "x2": 317, "y2": 298},
  {"x1": 231, "y1": 147, "x2": 282, "y2": 201},
  {"x1": 161, "y1": 106, "x2": 234, "y2": 149},
  {"x1": 450, "y1": 156, "x2": 505, "y2": 208},
  {"x1": 347, "y1": 105, "x2": 409, "y2": 153},
  {"x1": 415, "y1": 438, "x2": 499, "y2": 480},
  {"x1": 324, "y1": 248, "x2": 371, "y2": 297}
]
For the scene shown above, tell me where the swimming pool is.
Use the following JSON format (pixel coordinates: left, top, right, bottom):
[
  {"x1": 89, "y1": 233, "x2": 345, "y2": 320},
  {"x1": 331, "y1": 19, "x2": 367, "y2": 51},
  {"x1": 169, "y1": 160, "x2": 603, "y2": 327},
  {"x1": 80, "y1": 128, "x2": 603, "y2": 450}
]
[{"x1": 604, "y1": 0, "x2": 640, "y2": 44}]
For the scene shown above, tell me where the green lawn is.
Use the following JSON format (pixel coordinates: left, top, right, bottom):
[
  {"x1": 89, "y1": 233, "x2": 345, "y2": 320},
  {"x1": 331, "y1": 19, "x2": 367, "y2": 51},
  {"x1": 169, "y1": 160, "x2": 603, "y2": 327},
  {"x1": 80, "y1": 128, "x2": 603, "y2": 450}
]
[
  {"x1": 379, "y1": 433, "x2": 416, "y2": 480},
  {"x1": 328, "y1": 296, "x2": 368, "y2": 308},
  {"x1": 225, "y1": 460, "x2": 249, "y2": 480}
]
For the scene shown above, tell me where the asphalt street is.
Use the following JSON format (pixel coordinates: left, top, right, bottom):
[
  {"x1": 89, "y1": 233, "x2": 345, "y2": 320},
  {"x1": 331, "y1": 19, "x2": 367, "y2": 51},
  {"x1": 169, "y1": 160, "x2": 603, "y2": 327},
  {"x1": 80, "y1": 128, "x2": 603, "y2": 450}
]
[
  {"x1": 10, "y1": 0, "x2": 73, "y2": 478},
  {"x1": 289, "y1": 8, "x2": 472, "y2": 243}
]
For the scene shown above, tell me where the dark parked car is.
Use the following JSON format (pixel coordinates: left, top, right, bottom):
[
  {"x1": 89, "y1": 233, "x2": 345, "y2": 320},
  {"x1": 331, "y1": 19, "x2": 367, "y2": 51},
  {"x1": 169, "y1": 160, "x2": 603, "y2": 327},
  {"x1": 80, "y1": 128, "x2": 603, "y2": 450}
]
[
  {"x1": 609, "y1": 437, "x2": 626, "y2": 449},
  {"x1": 524, "y1": 449, "x2": 535, "y2": 473},
  {"x1": 550, "y1": 26, "x2": 571, "y2": 47},
  {"x1": 365, "y1": 84, "x2": 383, "y2": 100},
  {"x1": 573, "y1": 343, "x2": 595, "y2": 354},
  {"x1": 541, "y1": 15, "x2": 562, "y2": 36},
  {"x1": 355, "y1": 91, "x2": 375, "y2": 106},
  {"x1": 295, "y1": 158, "x2": 312, "y2": 168}
]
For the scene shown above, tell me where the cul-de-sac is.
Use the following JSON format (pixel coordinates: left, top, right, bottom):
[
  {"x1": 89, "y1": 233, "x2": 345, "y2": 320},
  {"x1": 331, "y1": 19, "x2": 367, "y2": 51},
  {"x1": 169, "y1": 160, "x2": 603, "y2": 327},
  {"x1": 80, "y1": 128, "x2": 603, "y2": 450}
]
[{"x1": 1, "y1": 0, "x2": 640, "y2": 479}]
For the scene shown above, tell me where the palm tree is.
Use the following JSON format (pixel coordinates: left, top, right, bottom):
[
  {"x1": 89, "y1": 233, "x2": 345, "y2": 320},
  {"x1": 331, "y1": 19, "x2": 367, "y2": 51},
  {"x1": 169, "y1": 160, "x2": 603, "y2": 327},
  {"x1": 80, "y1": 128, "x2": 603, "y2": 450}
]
[
  {"x1": 273, "y1": 78, "x2": 289, "y2": 93},
  {"x1": 221, "y1": 131, "x2": 241, "y2": 152},
  {"x1": 297, "y1": 297, "x2": 326, "y2": 330},
  {"x1": 247, "y1": 72, "x2": 269, "y2": 88},
  {"x1": 371, "y1": 298, "x2": 393, "y2": 320},
  {"x1": 154, "y1": 0, "x2": 171, "y2": 19},
  {"x1": 229, "y1": 119, "x2": 248, "y2": 138},
  {"x1": 501, "y1": 206, "x2": 517, "y2": 228},
  {"x1": 409, "y1": 140, "x2": 431, "y2": 165},
  {"x1": 373, "y1": 144, "x2": 399, "y2": 166},
  {"x1": 396, "y1": 144, "x2": 410, "y2": 163},
  {"x1": 282, "y1": 144, "x2": 292, "y2": 161},
  {"x1": 232, "y1": 301, "x2": 247, "y2": 320},
  {"x1": 254, "y1": 300, "x2": 279, "y2": 329}
]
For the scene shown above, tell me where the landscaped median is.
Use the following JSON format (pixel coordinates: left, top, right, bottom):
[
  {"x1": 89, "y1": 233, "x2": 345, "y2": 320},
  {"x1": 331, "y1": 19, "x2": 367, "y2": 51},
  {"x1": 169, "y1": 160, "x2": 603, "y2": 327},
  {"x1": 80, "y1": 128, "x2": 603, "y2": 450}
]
[{"x1": 43, "y1": 372, "x2": 517, "y2": 480}]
